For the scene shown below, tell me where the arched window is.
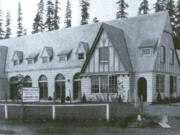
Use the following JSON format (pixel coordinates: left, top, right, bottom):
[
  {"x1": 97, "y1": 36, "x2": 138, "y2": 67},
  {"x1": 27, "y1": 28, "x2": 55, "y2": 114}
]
[
  {"x1": 73, "y1": 73, "x2": 81, "y2": 100},
  {"x1": 38, "y1": 75, "x2": 48, "y2": 99},
  {"x1": 55, "y1": 74, "x2": 65, "y2": 103},
  {"x1": 24, "y1": 76, "x2": 32, "y2": 87},
  {"x1": 9, "y1": 77, "x2": 18, "y2": 100}
]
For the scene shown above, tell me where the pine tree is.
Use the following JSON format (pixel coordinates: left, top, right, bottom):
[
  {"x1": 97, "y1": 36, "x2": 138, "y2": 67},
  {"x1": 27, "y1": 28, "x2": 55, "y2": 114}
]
[
  {"x1": 166, "y1": 0, "x2": 176, "y2": 33},
  {"x1": 176, "y1": 0, "x2": 180, "y2": 36},
  {"x1": 116, "y1": 0, "x2": 129, "y2": 19},
  {"x1": 17, "y1": 1, "x2": 24, "y2": 37},
  {"x1": 5, "y1": 11, "x2": 11, "y2": 39},
  {"x1": 93, "y1": 17, "x2": 99, "y2": 23},
  {"x1": 154, "y1": 0, "x2": 164, "y2": 12},
  {"x1": 32, "y1": 0, "x2": 45, "y2": 34},
  {"x1": 80, "y1": 0, "x2": 90, "y2": 25},
  {"x1": 0, "y1": 5, "x2": 4, "y2": 39},
  {"x1": 45, "y1": 0, "x2": 55, "y2": 31},
  {"x1": 64, "y1": 0, "x2": 72, "y2": 28},
  {"x1": 138, "y1": 0, "x2": 150, "y2": 15},
  {"x1": 54, "y1": 0, "x2": 60, "y2": 30}
]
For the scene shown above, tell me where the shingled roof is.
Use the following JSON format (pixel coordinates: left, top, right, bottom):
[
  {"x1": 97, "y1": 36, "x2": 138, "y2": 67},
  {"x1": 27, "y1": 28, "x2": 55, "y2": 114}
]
[{"x1": 0, "y1": 11, "x2": 171, "y2": 72}]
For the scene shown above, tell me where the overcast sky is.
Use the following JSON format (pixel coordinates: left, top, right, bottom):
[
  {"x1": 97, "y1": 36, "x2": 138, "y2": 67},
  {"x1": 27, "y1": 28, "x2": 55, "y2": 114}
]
[{"x1": 0, "y1": 0, "x2": 178, "y2": 36}]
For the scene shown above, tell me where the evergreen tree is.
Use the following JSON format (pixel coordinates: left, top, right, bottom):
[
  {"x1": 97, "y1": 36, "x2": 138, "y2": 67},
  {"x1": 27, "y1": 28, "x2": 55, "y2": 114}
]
[
  {"x1": 154, "y1": 0, "x2": 164, "y2": 12},
  {"x1": 54, "y1": 0, "x2": 60, "y2": 30},
  {"x1": 5, "y1": 11, "x2": 11, "y2": 39},
  {"x1": 80, "y1": 0, "x2": 90, "y2": 25},
  {"x1": 32, "y1": 0, "x2": 45, "y2": 34},
  {"x1": 138, "y1": 0, "x2": 150, "y2": 15},
  {"x1": 45, "y1": 0, "x2": 55, "y2": 31},
  {"x1": 166, "y1": 0, "x2": 176, "y2": 32},
  {"x1": 116, "y1": 0, "x2": 129, "y2": 19},
  {"x1": 176, "y1": 0, "x2": 180, "y2": 36},
  {"x1": 93, "y1": 17, "x2": 99, "y2": 23},
  {"x1": 17, "y1": 1, "x2": 24, "y2": 37},
  {"x1": 0, "y1": 5, "x2": 4, "y2": 39},
  {"x1": 64, "y1": 0, "x2": 72, "y2": 28}
]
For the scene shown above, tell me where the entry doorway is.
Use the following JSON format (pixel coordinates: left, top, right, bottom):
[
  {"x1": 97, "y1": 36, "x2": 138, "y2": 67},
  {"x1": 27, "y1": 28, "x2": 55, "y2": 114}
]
[
  {"x1": 138, "y1": 77, "x2": 147, "y2": 102},
  {"x1": 73, "y1": 73, "x2": 81, "y2": 100}
]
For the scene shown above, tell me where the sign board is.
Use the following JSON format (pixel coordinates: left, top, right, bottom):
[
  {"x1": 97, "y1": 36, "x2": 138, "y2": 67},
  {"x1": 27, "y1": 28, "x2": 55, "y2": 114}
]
[{"x1": 22, "y1": 87, "x2": 39, "y2": 102}]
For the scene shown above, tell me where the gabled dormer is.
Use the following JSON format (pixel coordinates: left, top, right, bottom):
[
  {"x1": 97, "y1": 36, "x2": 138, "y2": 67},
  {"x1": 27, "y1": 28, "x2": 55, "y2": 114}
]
[
  {"x1": 57, "y1": 49, "x2": 72, "y2": 62},
  {"x1": 75, "y1": 41, "x2": 89, "y2": 60},
  {"x1": 40, "y1": 47, "x2": 53, "y2": 63},
  {"x1": 26, "y1": 52, "x2": 39, "y2": 65},
  {"x1": 139, "y1": 39, "x2": 158, "y2": 56},
  {"x1": 12, "y1": 51, "x2": 23, "y2": 66}
]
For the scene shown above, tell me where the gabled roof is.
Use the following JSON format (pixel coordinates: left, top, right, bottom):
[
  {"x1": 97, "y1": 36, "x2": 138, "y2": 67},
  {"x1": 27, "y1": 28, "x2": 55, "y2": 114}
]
[
  {"x1": 81, "y1": 23, "x2": 133, "y2": 73},
  {"x1": 12, "y1": 51, "x2": 23, "y2": 60},
  {"x1": 26, "y1": 52, "x2": 39, "y2": 59},
  {"x1": 41, "y1": 46, "x2": 53, "y2": 57},
  {"x1": 57, "y1": 49, "x2": 72, "y2": 56},
  {"x1": 0, "y1": 11, "x2": 171, "y2": 72}
]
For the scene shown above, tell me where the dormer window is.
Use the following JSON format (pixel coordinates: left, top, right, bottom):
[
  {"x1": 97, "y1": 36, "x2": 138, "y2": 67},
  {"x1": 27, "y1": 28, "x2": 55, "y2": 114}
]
[
  {"x1": 12, "y1": 51, "x2": 23, "y2": 66},
  {"x1": 59, "y1": 56, "x2": 66, "y2": 62},
  {"x1": 14, "y1": 60, "x2": 18, "y2": 66},
  {"x1": 27, "y1": 59, "x2": 33, "y2": 64},
  {"x1": 76, "y1": 41, "x2": 89, "y2": 60},
  {"x1": 26, "y1": 52, "x2": 39, "y2": 65},
  {"x1": 142, "y1": 48, "x2": 151, "y2": 56},
  {"x1": 42, "y1": 56, "x2": 48, "y2": 63},
  {"x1": 40, "y1": 47, "x2": 53, "y2": 64},
  {"x1": 78, "y1": 53, "x2": 84, "y2": 60}
]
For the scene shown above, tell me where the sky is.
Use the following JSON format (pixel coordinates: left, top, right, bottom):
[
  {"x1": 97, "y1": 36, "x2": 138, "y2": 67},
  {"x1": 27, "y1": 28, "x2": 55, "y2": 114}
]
[{"x1": 0, "y1": 0, "x2": 178, "y2": 36}]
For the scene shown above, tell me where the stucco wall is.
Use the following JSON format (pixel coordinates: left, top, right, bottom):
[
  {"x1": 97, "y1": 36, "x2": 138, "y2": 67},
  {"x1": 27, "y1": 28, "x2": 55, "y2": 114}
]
[{"x1": 7, "y1": 67, "x2": 81, "y2": 100}]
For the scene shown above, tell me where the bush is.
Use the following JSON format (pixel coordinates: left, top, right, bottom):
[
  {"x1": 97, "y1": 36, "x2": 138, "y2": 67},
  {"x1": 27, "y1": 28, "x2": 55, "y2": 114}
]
[
  {"x1": 48, "y1": 96, "x2": 52, "y2": 100},
  {"x1": 66, "y1": 96, "x2": 70, "y2": 101},
  {"x1": 156, "y1": 92, "x2": 162, "y2": 103},
  {"x1": 81, "y1": 94, "x2": 86, "y2": 103}
]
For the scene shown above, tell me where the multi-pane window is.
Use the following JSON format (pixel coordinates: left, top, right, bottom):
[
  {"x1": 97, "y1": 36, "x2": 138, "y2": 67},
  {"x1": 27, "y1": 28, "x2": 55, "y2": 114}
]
[
  {"x1": 13, "y1": 60, "x2": 18, "y2": 66},
  {"x1": 78, "y1": 53, "x2": 84, "y2": 60},
  {"x1": 59, "y1": 56, "x2": 65, "y2": 62},
  {"x1": 156, "y1": 74, "x2": 165, "y2": 92},
  {"x1": 91, "y1": 75, "x2": 117, "y2": 93},
  {"x1": 142, "y1": 48, "x2": 151, "y2": 55},
  {"x1": 27, "y1": 59, "x2": 33, "y2": 64},
  {"x1": 42, "y1": 57, "x2": 48, "y2": 63},
  {"x1": 91, "y1": 76, "x2": 99, "y2": 93},
  {"x1": 99, "y1": 47, "x2": 109, "y2": 63},
  {"x1": 160, "y1": 46, "x2": 166, "y2": 63},
  {"x1": 173, "y1": 76, "x2": 177, "y2": 93},
  {"x1": 109, "y1": 76, "x2": 118, "y2": 93},
  {"x1": 100, "y1": 76, "x2": 108, "y2": 93},
  {"x1": 170, "y1": 49, "x2": 174, "y2": 65}
]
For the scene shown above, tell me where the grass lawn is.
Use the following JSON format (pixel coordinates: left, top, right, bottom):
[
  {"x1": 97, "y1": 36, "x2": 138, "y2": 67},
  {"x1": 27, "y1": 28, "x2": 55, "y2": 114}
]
[{"x1": 0, "y1": 121, "x2": 180, "y2": 135}]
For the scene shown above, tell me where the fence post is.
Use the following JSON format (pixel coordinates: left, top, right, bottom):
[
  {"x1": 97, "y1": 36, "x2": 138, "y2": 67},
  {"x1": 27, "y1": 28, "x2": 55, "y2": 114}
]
[
  {"x1": 106, "y1": 104, "x2": 109, "y2": 121},
  {"x1": 52, "y1": 105, "x2": 55, "y2": 120},
  {"x1": 4, "y1": 104, "x2": 8, "y2": 120}
]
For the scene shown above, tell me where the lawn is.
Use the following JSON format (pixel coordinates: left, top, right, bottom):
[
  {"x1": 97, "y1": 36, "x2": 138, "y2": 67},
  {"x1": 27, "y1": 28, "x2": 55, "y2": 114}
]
[{"x1": 0, "y1": 121, "x2": 180, "y2": 135}]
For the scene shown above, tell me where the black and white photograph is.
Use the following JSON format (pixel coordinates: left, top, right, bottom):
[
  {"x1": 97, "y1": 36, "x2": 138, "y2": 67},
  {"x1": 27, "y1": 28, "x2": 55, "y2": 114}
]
[{"x1": 0, "y1": 0, "x2": 180, "y2": 134}]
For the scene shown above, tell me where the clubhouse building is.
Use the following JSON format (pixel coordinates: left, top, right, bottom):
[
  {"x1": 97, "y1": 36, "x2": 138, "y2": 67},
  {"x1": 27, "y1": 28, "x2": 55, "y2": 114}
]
[{"x1": 0, "y1": 11, "x2": 180, "y2": 103}]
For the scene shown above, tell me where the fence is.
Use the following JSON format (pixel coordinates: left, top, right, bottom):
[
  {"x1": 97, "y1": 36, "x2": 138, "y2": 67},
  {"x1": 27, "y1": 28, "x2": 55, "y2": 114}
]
[{"x1": 0, "y1": 104, "x2": 109, "y2": 121}]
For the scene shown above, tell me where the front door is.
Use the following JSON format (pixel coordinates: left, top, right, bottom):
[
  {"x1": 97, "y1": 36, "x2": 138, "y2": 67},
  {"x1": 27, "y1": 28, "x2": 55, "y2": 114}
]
[
  {"x1": 73, "y1": 81, "x2": 81, "y2": 100},
  {"x1": 138, "y1": 77, "x2": 147, "y2": 102},
  {"x1": 55, "y1": 81, "x2": 65, "y2": 103}
]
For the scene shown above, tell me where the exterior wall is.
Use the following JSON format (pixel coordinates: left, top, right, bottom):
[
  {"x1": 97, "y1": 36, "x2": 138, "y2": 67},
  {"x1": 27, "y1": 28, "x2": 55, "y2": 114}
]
[
  {"x1": 154, "y1": 32, "x2": 180, "y2": 74},
  {"x1": 134, "y1": 73, "x2": 153, "y2": 103},
  {"x1": 85, "y1": 30, "x2": 125, "y2": 73},
  {"x1": 7, "y1": 67, "x2": 81, "y2": 100},
  {"x1": 81, "y1": 75, "x2": 131, "y2": 102}
]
